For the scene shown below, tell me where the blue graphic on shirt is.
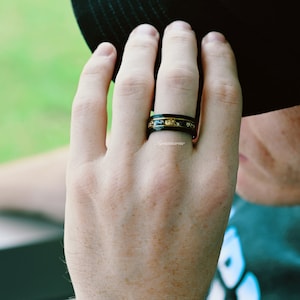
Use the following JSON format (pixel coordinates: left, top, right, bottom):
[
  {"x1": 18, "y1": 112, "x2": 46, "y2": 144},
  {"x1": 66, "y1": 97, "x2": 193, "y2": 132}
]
[{"x1": 207, "y1": 227, "x2": 261, "y2": 300}]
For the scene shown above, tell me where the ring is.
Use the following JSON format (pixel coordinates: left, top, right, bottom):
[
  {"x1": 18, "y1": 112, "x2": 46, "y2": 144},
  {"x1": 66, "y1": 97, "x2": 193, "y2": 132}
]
[{"x1": 147, "y1": 114, "x2": 197, "y2": 139}]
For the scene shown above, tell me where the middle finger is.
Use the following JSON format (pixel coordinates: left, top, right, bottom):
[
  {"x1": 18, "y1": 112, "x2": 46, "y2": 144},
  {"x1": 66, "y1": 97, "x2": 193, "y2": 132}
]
[{"x1": 150, "y1": 21, "x2": 199, "y2": 143}]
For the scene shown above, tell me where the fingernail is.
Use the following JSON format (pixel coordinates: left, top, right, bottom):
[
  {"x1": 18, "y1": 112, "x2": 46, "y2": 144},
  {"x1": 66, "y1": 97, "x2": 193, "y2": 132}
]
[
  {"x1": 95, "y1": 42, "x2": 115, "y2": 56},
  {"x1": 133, "y1": 24, "x2": 158, "y2": 36},
  {"x1": 166, "y1": 20, "x2": 192, "y2": 31},
  {"x1": 203, "y1": 32, "x2": 226, "y2": 44}
]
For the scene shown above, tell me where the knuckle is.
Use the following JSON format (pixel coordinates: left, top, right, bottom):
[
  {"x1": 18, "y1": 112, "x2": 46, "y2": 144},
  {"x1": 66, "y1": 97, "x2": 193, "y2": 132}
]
[
  {"x1": 143, "y1": 158, "x2": 185, "y2": 208},
  {"x1": 204, "y1": 41, "x2": 235, "y2": 62},
  {"x1": 115, "y1": 72, "x2": 154, "y2": 97},
  {"x1": 72, "y1": 95, "x2": 102, "y2": 119},
  {"x1": 67, "y1": 165, "x2": 98, "y2": 200},
  {"x1": 127, "y1": 35, "x2": 158, "y2": 52},
  {"x1": 81, "y1": 56, "x2": 111, "y2": 77},
  {"x1": 211, "y1": 80, "x2": 241, "y2": 104},
  {"x1": 159, "y1": 65, "x2": 199, "y2": 91},
  {"x1": 193, "y1": 165, "x2": 235, "y2": 212},
  {"x1": 167, "y1": 29, "x2": 195, "y2": 46}
]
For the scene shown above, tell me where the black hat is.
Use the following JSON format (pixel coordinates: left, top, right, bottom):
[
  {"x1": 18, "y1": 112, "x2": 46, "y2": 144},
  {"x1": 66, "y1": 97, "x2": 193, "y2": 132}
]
[{"x1": 71, "y1": 0, "x2": 299, "y2": 116}]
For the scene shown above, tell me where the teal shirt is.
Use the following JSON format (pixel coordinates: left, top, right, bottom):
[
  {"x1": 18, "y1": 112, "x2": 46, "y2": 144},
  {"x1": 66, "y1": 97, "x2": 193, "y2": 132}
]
[{"x1": 208, "y1": 194, "x2": 300, "y2": 299}]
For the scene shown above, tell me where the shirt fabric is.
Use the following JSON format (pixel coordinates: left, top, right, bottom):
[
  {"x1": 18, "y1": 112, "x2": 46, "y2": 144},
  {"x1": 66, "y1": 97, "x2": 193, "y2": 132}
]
[{"x1": 207, "y1": 194, "x2": 300, "y2": 300}]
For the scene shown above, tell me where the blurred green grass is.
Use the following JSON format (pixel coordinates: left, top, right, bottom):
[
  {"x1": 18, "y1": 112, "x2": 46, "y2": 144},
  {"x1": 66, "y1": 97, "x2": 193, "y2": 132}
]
[{"x1": 0, "y1": 1, "x2": 113, "y2": 163}]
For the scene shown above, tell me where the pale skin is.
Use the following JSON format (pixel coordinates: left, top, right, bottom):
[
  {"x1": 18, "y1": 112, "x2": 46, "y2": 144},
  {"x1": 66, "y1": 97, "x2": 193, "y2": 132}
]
[
  {"x1": 0, "y1": 147, "x2": 68, "y2": 222},
  {"x1": 2, "y1": 108, "x2": 300, "y2": 221},
  {"x1": 237, "y1": 106, "x2": 300, "y2": 205},
  {"x1": 65, "y1": 21, "x2": 242, "y2": 299}
]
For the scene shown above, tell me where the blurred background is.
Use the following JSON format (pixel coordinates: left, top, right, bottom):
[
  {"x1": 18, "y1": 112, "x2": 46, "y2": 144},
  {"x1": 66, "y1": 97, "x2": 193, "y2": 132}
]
[
  {"x1": 0, "y1": 3, "x2": 114, "y2": 298},
  {"x1": 0, "y1": 1, "x2": 98, "y2": 163}
]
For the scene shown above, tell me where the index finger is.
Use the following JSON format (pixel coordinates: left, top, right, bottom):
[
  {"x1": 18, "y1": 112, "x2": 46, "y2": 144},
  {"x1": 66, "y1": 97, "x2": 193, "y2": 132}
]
[{"x1": 69, "y1": 43, "x2": 117, "y2": 166}]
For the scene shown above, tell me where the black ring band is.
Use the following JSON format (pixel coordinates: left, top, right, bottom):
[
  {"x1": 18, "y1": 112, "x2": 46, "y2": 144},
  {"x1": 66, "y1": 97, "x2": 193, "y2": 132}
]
[{"x1": 147, "y1": 114, "x2": 197, "y2": 139}]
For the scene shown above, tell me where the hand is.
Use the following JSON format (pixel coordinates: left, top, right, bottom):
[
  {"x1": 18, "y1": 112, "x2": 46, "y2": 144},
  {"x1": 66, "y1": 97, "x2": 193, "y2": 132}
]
[{"x1": 64, "y1": 21, "x2": 242, "y2": 299}]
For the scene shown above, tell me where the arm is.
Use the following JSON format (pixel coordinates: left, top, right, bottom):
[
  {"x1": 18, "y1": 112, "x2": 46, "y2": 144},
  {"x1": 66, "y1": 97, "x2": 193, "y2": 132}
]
[
  {"x1": 0, "y1": 147, "x2": 68, "y2": 222},
  {"x1": 65, "y1": 21, "x2": 242, "y2": 299}
]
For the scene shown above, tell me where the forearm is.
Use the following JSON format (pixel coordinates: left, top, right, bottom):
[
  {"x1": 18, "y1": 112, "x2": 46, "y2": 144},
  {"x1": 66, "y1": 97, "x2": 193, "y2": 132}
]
[{"x1": 0, "y1": 147, "x2": 68, "y2": 222}]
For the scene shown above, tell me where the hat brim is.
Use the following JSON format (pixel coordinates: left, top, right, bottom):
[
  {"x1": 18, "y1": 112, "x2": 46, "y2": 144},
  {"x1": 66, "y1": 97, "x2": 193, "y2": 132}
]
[{"x1": 71, "y1": 0, "x2": 299, "y2": 116}]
